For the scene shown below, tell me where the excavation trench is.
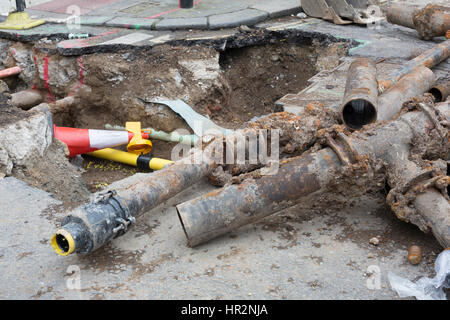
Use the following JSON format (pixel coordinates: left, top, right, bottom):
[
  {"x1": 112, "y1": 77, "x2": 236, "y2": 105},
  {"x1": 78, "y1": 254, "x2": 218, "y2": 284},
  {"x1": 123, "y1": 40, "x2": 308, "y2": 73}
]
[{"x1": 0, "y1": 37, "x2": 348, "y2": 205}]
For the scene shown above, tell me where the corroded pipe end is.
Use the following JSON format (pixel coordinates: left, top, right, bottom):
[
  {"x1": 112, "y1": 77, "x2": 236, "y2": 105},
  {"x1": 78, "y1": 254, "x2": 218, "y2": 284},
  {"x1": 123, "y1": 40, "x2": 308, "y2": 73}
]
[
  {"x1": 341, "y1": 58, "x2": 378, "y2": 130},
  {"x1": 429, "y1": 80, "x2": 450, "y2": 103},
  {"x1": 341, "y1": 99, "x2": 377, "y2": 130}
]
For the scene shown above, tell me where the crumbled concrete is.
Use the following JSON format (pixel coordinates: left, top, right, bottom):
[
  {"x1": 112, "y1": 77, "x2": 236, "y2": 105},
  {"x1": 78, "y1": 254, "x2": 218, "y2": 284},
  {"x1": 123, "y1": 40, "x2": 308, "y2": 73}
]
[{"x1": 0, "y1": 106, "x2": 52, "y2": 177}]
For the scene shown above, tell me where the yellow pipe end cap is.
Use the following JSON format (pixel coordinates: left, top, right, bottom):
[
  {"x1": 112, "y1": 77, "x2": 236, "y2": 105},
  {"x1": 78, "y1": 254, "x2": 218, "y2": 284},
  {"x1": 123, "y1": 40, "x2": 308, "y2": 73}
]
[
  {"x1": 126, "y1": 122, "x2": 152, "y2": 155},
  {"x1": 51, "y1": 229, "x2": 76, "y2": 256}
]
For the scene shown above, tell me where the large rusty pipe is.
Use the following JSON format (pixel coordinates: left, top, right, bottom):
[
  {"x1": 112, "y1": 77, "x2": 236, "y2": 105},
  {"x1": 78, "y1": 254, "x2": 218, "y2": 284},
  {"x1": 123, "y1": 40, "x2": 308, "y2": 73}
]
[
  {"x1": 377, "y1": 66, "x2": 435, "y2": 121},
  {"x1": 0, "y1": 66, "x2": 22, "y2": 79},
  {"x1": 378, "y1": 39, "x2": 450, "y2": 93},
  {"x1": 387, "y1": 3, "x2": 420, "y2": 30},
  {"x1": 10, "y1": 89, "x2": 44, "y2": 110},
  {"x1": 177, "y1": 149, "x2": 341, "y2": 247},
  {"x1": 429, "y1": 80, "x2": 450, "y2": 103},
  {"x1": 51, "y1": 148, "x2": 216, "y2": 256},
  {"x1": 387, "y1": 3, "x2": 450, "y2": 40},
  {"x1": 413, "y1": 4, "x2": 450, "y2": 41},
  {"x1": 177, "y1": 103, "x2": 450, "y2": 248},
  {"x1": 340, "y1": 58, "x2": 378, "y2": 130}
]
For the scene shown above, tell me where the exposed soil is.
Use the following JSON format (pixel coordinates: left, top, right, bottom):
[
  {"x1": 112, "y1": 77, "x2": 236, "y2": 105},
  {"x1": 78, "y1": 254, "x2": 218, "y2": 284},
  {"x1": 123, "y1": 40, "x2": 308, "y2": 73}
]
[{"x1": 0, "y1": 37, "x2": 348, "y2": 204}]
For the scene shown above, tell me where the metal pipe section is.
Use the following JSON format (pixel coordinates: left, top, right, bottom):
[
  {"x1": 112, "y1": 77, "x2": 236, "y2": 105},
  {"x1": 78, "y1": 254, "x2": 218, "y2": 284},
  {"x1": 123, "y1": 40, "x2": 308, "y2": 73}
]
[
  {"x1": 386, "y1": 3, "x2": 420, "y2": 29},
  {"x1": 413, "y1": 4, "x2": 450, "y2": 41},
  {"x1": 51, "y1": 148, "x2": 216, "y2": 255},
  {"x1": 177, "y1": 149, "x2": 342, "y2": 247},
  {"x1": 378, "y1": 39, "x2": 450, "y2": 93},
  {"x1": 377, "y1": 66, "x2": 435, "y2": 121},
  {"x1": 10, "y1": 89, "x2": 44, "y2": 110},
  {"x1": 0, "y1": 66, "x2": 22, "y2": 79},
  {"x1": 177, "y1": 103, "x2": 450, "y2": 248},
  {"x1": 387, "y1": 3, "x2": 450, "y2": 40},
  {"x1": 179, "y1": 0, "x2": 194, "y2": 9},
  {"x1": 340, "y1": 58, "x2": 378, "y2": 130},
  {"x1": 429, "y1": 80, "x2": 450, "y2": 103}
]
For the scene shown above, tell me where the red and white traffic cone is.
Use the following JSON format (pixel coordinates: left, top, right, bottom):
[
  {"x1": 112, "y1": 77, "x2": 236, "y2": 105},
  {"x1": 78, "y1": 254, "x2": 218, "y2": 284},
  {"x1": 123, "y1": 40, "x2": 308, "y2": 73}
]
[{"x1": 53, "y1": 125, "x2": 150, "y2": 157}]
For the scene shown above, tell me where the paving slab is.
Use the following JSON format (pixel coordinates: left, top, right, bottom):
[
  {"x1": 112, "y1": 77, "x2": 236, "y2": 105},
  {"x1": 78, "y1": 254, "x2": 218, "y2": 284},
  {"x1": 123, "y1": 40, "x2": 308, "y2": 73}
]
[
  {"x1": 154, "y1": 17, "x2": 207, "y2": 30},
  {"x1": 208, "y1": 9, "x2": 269, "y2": 30},
  {"x1": 1, "y1": 0, "x2": 303, "y2": 31}
]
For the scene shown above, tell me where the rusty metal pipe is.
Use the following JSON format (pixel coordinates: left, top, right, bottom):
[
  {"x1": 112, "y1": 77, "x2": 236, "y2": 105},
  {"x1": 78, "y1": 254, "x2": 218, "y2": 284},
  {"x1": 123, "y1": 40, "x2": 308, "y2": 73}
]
[
  {"x1": 177, "y1": 149, "x2": 342, "y2": 247},
  {"x1": 0, "y1": 66, "x2": 22, "y2": 79},
  {"x1": 340, "y1": 58, "x2": 378, "y2": 130},
  {"x1": 387, "y1": 3, "x2": 450, "y2": 40},
  {"x1": 413, "y1": 4, "x2": 450, "y2": 41},
  {"x1": 387, "y1": 3, "x2": 420, "y2": 30},
  {"x1": 177, "y1": 103, "x2": 450, "y2": 248},
  {"x1": 10, "y1": 89, "x2": 44, "y2": 110},
  {"x1": 378, "y1": 39, "x2": 450, "y2": 93},
  {"x1": 429, "y1": 80, "x2": 450, "y2": 102},
  {"x1": 377, "y1": 66, "x2": 435, "y2": 121},
  {"x1": 51, "y1": 148, "x2": 216, "y2": 255}
]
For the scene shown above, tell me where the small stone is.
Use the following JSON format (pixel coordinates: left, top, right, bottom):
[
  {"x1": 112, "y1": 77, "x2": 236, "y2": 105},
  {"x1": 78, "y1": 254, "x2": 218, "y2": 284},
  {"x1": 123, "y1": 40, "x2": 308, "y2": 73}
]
[
  {"x1": 367, "y1": 253, "x2": 375, "y2": 259},
  {"x1": 297, "y1": 12, "x2": 308, "y2": 19},
  {"x1": 369, "y1": 237, "x2": 380, "y2": 246},
  {"x1": 270, "y1": 55, "x2": 280, "y2": 62},
  {"x1": 239, "y1": 25, "x2": 252, "y2": 33}
]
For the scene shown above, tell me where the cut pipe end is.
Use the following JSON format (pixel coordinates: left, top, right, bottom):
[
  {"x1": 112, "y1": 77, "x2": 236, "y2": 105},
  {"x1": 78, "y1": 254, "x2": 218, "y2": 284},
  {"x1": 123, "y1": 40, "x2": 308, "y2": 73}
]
[
  {"x1": 51, "y1": 229, "x2": 75, "y2": 256},
  {"x1": 342, "y1": 99, "x2": 377, "y2": 130},
  {"x1": 429, "y1": 88, "x2": 443, "y2": 102}
]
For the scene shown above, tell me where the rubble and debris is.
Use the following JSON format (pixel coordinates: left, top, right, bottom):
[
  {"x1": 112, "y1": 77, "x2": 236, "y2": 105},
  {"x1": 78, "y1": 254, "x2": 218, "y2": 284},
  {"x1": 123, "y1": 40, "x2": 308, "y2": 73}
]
[
  {"x1": 389, "y1": 249, "x2": 450, "y2": 300},
  {"x1": 387, "y1": 3, "x2": 450, "y2": 40},
  {"x1": 408, "y1": 245, "x2": 422, "y2": 265}
]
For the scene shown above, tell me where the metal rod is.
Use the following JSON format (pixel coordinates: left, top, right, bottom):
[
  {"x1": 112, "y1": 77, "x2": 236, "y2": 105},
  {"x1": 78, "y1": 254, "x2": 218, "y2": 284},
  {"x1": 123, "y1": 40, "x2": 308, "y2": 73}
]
[
  {"x1": 378, "y1": 39, "x2": 450, "y2": 93},
  {"x1": 340, "y1": 58, "x2": 378, "y2": 130},
  {"x1": 177, "y1": 103, "x2": 450, "y2": 248},
  {"x1": 377, "y1": 66, "x2": 435, "y2": 121}
]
